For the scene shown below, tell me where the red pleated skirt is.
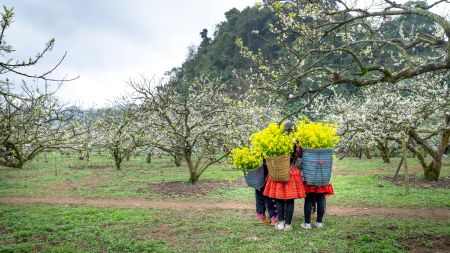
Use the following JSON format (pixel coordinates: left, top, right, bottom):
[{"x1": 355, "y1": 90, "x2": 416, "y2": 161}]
[
  {"x1": 263, "y1": 165, "x2": 306, "y2": 200},
  {"x1": 304, "y1": 183, "x2": 334, "y2": 196}
]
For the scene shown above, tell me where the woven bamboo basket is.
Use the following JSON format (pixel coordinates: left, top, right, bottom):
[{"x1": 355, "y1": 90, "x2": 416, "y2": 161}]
[{"x1": 266, "y1": 155, "x2": 290, "y2": 182}]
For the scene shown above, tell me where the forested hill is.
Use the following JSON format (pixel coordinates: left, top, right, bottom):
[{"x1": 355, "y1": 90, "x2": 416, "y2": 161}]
[
  {"x1": 167, "y1": 1, "x2": 443, "y2": 94},
  {"x1": 168, "y1": 6, "x2": 282, "y2": 89}
]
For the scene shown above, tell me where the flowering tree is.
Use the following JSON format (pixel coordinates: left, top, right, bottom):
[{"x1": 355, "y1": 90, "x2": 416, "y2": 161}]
[
  {"x1": 95, "y1": 104, "x2": 145, "y2": 170},
  {"x1": 129, "y1": 77, "x2": 278, "y2": 184},
  {"x1": 0, "y1": 84, "x2": 86, "y2": 168},
  {"x1": 65, "y1": 108, "x2": 101, "y2": 161},
  {"x1": 315, "y1": 73, "x2": 449, "y2": 180},
  {"x1": 0, "y1": 5, "x2": 78, "y2": 168},
  {"x1": 237, "y1": 0, "x2": 450, "y2": 118},
  {"x1": 133, "y1": 112, "x2": 184, "y2": 166}
]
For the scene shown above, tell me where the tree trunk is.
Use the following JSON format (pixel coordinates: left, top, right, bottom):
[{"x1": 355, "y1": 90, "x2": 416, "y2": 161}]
[
  {"x1": 409, "y1": 114, "x2": 449, "y2": 181},
  {"x1": 175, "y1": 154, "x2": 182, "y2": 167},
  {"x1": 364, "y1": 149, "x2": 372, "y2": 159},
  {"x1": 44, "y1": 152, "x2": 48, "y2": 163},
  {"x1": 114, "y1": 156, "x2": 122, "y2": 170},
  {"x1": 86, "y1": 151, "x2": 90, "y2": 162},
  {"x1": 184, "y1": 154, "x2": 198, "y2": 184},
  {"x1": 412, "y1": 147, "x2": 442, "y2": 182},
  {"x1": 6, "y1": 143, "x2": 25, "y2": 168},
  {"x1": 113, "y1": 149, "x2": 122, "y2": 170},
  {"x1": 1, "y1": 159, "x2": 21, "y2": 168},
  {"x1": 2, "y1": 156, "x2": 24, "y2": 168},
  {"x1": 377, "y1": 140, "x2": 390, "y2": 163},
  {"x1": 188, "y1": 170, "x2": 200, "y2": 184},
  {"x1": 401, "y1": 133, "x2": 410, "y2": 194},
  {"x1": 424, "y1": 159, "x2": 441, "y2": 181},
  {"x1": 146, "y1": 153, "x2": 152, "y2": 164},
  {"x1": 78, "y1": 151, "x2": 84, "y2": 160},
  {"x1": 381, "y1": 152, "x2": 390, "y2": 163},
  {"x1": 16, "y1": 159, "x2": 24, "y2": 169},
  {"x1": 394, "y1": 157, "x2": 403, "y2": 179}
]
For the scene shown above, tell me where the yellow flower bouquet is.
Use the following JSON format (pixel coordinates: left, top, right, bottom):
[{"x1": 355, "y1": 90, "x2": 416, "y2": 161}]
[
  {"x1": 250, "y1": 123, "x2": 294, "y2": 182},
  {"x1": 250, "y1": 123, "x2": 294, "y2": 157},
  {"x1": 230, "y1": 146, "x2": 266, "y2": 189},
  {"x1": 293, "y1": 119, "x2": 339, "y2": 148},
  {"x1": 230, "y1": 146, "x2": 262, "y2": 172}
]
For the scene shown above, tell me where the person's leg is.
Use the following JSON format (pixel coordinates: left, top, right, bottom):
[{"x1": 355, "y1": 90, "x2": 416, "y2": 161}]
[
  {"x1": 264, "y1": 196, "x2": 278, "y2": 221},
  {"x1": 315, "y1": 194, "x2": 325, "y2": 224},
  {"x1": 311, "y1": 197, "x2": 317, "y2": 213},
  {"x1": 275, "y1": 199, "x2": 286, "y2": 230},
  {"x1": 285, "y1": 199, "x2": 295, "y2": 225},
  {"x1": 275, "y1": 199, "x2": 285, "y2": 222},
  {"x1": 255, "y1": 190, "x2": 266, "y2": 219},
  {"x1": 303, "y1": 193, "x2": 313, "y2": 224},
  {"x1": 301, "y1": 194, "x2": 313, "y2": 229}
]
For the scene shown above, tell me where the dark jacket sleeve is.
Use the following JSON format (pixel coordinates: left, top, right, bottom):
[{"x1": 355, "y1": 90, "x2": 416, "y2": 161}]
[
  {"x1": 290, "y1": 145, "x2": 297, "y2": 164},
  {"x1": 290, "y1": 145, "x2": 303, "y2": 165},
  {"x1": 296, "y1": 146, "x2": 303, "y2": 159},
  {"x1": 262, "y1": 158, "x2": 268, "y2": 179}
]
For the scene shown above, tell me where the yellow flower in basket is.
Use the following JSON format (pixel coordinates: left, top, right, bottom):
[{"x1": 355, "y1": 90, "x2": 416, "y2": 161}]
[
  {"x1": 293, "y1": 119, "x2": 339, "y2": 148},
  {"x1": 250, "y1": 122, "x2": 294, "y2": 182},
  {"x1": 230, "y1": 146, "x2": 262, "y2": 172},
  {"x1": 250, "y1": 123, "x2": 294, "y2": 157}
]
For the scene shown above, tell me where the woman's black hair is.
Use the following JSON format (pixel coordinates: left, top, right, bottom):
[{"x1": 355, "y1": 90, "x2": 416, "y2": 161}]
[{"x1": 283, "y1": 122, "x2": 295, "y2": 134}]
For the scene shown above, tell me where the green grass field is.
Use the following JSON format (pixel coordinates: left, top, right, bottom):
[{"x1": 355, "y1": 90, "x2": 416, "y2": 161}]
[
  {"x1": 0, "y1": 153, "x2": 449, "y2": 252},
  {"x1": 1, "y1": 205, "x2": 449, "y2": 253},
  {"x1": 1, "y1": 154, "x2": 448, "y2": 207}
]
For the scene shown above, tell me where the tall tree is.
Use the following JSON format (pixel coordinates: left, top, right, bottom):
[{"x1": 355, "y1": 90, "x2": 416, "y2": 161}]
[
  {"x1": 238, "y1": 0, "x2": 450, "y2": 119},
  {"x1": 0, "y1": 84, "x2": 84, "y2": 168},
  {"x1": 95, "y1": 104, "x2": 144, "y2": 170},
  {"x1": 0, "y1": 5, "x2": 77, "y2": 168},
  {"x1": 129, "y1": 77, "x2": 278, "y2": 184},
  {"x1": 315, "y1": 73, "x2": 450, "y2": 180}
]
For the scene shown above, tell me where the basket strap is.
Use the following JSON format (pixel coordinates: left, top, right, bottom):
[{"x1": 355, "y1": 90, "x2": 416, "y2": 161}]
[
  {"x1": 316, "y1": 152, "x2": 324, "y2": 185},
  {"x1": 313, "y1": 152, "x2": 318, "y2": 183}
]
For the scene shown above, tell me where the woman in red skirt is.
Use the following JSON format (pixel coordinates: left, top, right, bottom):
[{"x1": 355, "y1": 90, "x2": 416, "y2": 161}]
[{"x1": 263, "y1": 123, "x2": 306, "y2": 231}]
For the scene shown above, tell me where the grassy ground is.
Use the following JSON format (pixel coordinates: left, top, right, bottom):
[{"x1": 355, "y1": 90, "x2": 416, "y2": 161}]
[
  {"x1": 0, "y1": 154, "x2": 449, "y2": 208},
  {"x1": 1, "y1": 154, "x2": 449, "y2": 252},
  {"x1": 1, "y1": 204, "x2": 449, "y2": 253},
  {"x1": 0, "y1": 154, "x2": 240, "y2": 199}
]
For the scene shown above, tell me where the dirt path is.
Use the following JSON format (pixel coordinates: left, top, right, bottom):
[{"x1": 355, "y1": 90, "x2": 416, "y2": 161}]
[{"x1": 1, "y1": 196, "x2": 450, "y2": 220}]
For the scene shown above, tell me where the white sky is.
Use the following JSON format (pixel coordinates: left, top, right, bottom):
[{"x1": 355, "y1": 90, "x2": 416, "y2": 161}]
[
  {"x1": 2, "y1": 0, "x2": 449, "y2": 107},
  {"x1": 3, "y1": 0, "x2": 256, "y2": 107}
]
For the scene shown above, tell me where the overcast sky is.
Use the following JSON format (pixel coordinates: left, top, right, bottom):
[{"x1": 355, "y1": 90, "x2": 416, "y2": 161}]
[
  {"x1": 3, "y1": 0, "x2": 256, "y2": 107},
  {"x1": 3, "y1": 1, "x2": 449, "y2": 107}
]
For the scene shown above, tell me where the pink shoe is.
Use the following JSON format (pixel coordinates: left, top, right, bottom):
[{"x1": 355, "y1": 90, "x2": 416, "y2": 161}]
[
  {"x1": 255, "y1": 213, "x2": 269, "y2": 224},
  {"x1": 271, "y1": 216, "x2": 278, "y2": 226},
  {"x1": 255, "y1": 213, "x2": 265, "y2": 220}
]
